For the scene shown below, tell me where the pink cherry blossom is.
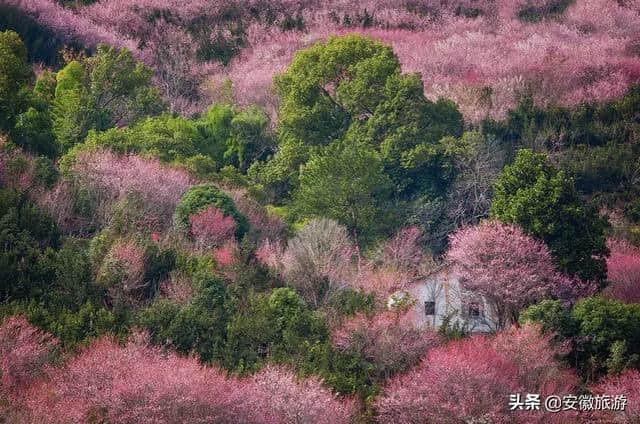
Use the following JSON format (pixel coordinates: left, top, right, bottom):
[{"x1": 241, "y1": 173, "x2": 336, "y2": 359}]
[
  {"x1": 0, "y1": 316, "x2": 58, "y2": 398},
  {"x1": 46, "y1": 149, "x2": 192, "y2": 234},
  {"x1": 332, "y1": 311, "x2": 440, "y2": 379},
  {"x1": 24, "y1": 332, "x2": 355, "y2": 423},
  {"x1": 376, "y1": 324, "x2": 578, "y2": 423},
  {"x1": 590, "y1": 369, "x2": 640, "y2": 423},
  {"x1": 189, "y1": 206, "x2": 237, "y2": 250},
  {"x1": 447, "y1": 221, "x2": 587, "y2": 328},
  {"x1": 604, "y1": 238, "x2": 640, "y2": 304}
]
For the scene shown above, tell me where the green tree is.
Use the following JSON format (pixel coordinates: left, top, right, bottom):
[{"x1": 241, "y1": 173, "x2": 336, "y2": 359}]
[
  {"x1": 38, "y1": 239, "x2": 100, "y2": 311},
  {"x1": 224, "y1": 287, "x2": 328, "y2": 373},
  {"x1": 18, "y1": 300, "x2": 126, "y2": 349},
  {"x1": 521, "y1": 297, "x2": 640, "y2": 378},
  {"x1": 11, "y1": 63, "x2": 58, "y2": 157},
  {"x1": 276, "y1": 34, "x2": 400, "y2": 148},
  {"x1": 0, "y1": 189, "x2": 59, "y2": 302},
  {"x1": 52, "y1": 60, "x2": 97, "y2": 151},
  {"x1": 196, "y1": 104, "x2": 234, "y2": 166},
  {"x1": 12, "y1": 106, "x2": 57, "y2": 157},
  {"x1": 52, "y1": 45, "x2": 165, "y2": 152},
  {"x1": 571, "y1": 297, "x2": 640, "y2": 372},
  {"x1": 260, "y1": 34, "x2": 461, "y2": 200},
  {"x1": 138, "y1": 273, "x2": 233, "y2": 362},
  {"x1": 81, "y1": 115, "x2": 204, "y2": 163},
  {"x1": 294, "y1": 141, "x2": 393, "y2": 244},
  {"x1": 195, "y1": 104, "x2": 276, "y2": 172},
  {"x1": 225, "y1": 106, "x2": 275, "y2": 172},
  {"x1": 491, "y1": 149, "x2": 608, "y2": 283},
  {"x1": 347, "y1": 73, "x2": 463, "y2": 196},
  {"x1": 519, "y1": 299, "x2": 578, "y2": 340},
  {"x1": 0, "y1": 30, "x2": 32, "y2": 133}
]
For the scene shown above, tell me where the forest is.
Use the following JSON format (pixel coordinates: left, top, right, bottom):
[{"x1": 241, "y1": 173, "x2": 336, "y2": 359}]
[{"x1": 1, "y1": 0, "x2": 640, "y2": 423}]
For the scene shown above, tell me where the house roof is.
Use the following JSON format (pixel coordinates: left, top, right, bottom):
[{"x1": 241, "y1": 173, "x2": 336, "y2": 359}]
[{"x1": 405, "y1": 261, "x2": 454, "y2": 287}]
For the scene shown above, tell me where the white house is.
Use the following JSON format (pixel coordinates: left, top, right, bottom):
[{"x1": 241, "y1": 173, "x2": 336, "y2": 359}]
[{"x1": 390, "y1": 263, "x2": 500, "y2": 333}]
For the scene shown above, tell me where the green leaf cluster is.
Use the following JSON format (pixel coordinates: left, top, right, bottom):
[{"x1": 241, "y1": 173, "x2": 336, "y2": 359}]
[{"x1": 491, "y1": 149, "x2": 608, "y2": 283}]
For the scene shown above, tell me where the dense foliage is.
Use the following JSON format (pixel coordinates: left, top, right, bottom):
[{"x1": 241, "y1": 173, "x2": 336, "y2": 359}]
[
  {"x1": 1, "y1": 1, "x2": 640, "y2": 419},
  {"x1": 521, "y1": 297, "x2": 640, "y2": 378},
  {"x1": 491, "y1": 148, "x2": 609, "y2": 283}
]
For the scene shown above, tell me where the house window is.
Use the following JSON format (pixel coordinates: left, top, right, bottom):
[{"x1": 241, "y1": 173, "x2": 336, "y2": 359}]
[
  {"x1": 468, "y1": 301, "x2": 483, "y2": 319},
  {"x1": 424, "y1": 301, "x2": 436, "y2": 316}
]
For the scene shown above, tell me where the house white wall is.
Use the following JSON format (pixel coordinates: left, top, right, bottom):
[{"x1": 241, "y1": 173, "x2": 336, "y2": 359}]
[{"x1": 400, "y1": 266, "x2": 499, "y2": 333}]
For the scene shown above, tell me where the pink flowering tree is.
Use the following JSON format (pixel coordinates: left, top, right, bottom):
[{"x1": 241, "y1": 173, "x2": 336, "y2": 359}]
[
  {"x1": 52, "y1": 149, "x2": 192, "y2": 235},
  {"x1": 26, "y1": 333, "x2": 271, "y2": 423},
  {"x1": 25, "y1": 332, "x2": 356, "y2": 424},
  {"x1": 332, "y1": 312, "x2": 440, "y2": 380},
  {"x1": 226, "y1": 188, "x2": 285, "y2": 242},
  {"x1": 267, "y1": 218, "x2": 358, "y2": 308},
  {"x1": 189, "y1": 206, "x2": 237, "y2": 250},
  {"x1": 376, "y1": 324, "x2": 578, "y2": 423},
  {"x1": 95, "y1": 238, "x2": 146, "y2": 306},
  {"x1": 374, "y1": 227, "x2": 426, "y2": 276},
  {"x1": 257, "y1": 225, "x2": 434, "y2": 303},
  {"x1": 604, "y1": 238, "x2": 640, "y2": 303},
  {"x1": 158, "y1": 274, "x2": 195, "y2": 305},
  {"x1": 447, "y1": 220, "x2": 583, "y2": 329},
  {"x1": 0, "y1": 316, "x2": 58, "y2": 400},
  {"x1": 494, "y1": 324, "x2": 577, "y2": 396},
  {"x1": 256, "y1": 237, "x2": 286, "y2": 272},
  {"x1": 375, "y1": 335, "x2": 522, "y2": 423},
  {"x1": 13, "y1": 0, "x2": 640, "y2": 121},
  {"x1": 212, "y1": 240, "x2": 240, "y2": 275},
  {"x1": 590, "y1": 369, "x2": 640, "y2": 423},
  {"x1": 252, "y1": 365, "x2": 357, "y2": 424}
]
